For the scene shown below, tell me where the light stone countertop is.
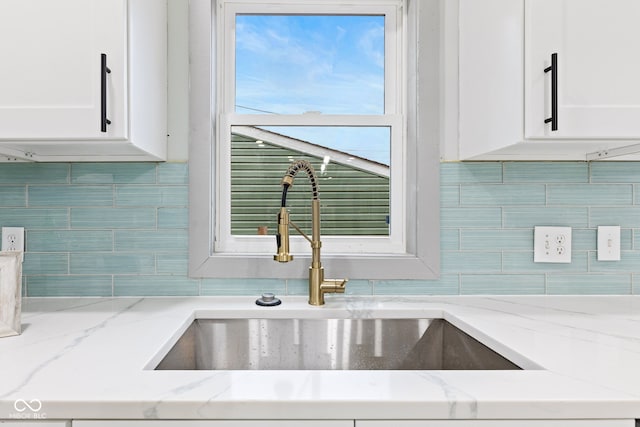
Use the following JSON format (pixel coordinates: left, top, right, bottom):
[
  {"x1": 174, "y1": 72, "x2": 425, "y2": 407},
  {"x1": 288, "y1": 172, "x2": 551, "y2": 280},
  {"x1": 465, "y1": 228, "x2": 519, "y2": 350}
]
[{"x1": 0, "y1": 296, "x2": 639, "y2": 421}]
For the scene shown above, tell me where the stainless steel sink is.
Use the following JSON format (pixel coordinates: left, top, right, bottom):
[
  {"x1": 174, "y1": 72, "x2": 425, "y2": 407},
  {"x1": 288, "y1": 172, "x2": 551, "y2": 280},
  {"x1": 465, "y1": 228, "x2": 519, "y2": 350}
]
[{"x1": 155, "y1": 318, "x2": 521, "y2": 370}]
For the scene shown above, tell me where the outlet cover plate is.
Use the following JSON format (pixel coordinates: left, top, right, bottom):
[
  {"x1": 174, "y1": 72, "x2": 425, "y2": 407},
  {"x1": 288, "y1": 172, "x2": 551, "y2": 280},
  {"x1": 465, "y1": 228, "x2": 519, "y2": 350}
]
[
  {"x1": 534, "y1": 226, "x2": 571, "y2": 263},
  {"x1": 2, "y1": 227, "x2": 24, "y2": 252}
]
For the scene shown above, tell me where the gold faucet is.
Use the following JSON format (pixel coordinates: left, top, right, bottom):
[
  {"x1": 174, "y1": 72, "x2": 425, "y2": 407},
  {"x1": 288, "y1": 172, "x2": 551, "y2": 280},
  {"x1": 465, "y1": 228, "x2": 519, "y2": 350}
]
[{"x1": 274, "y1": 160, "x2": 348, "y2": 306}]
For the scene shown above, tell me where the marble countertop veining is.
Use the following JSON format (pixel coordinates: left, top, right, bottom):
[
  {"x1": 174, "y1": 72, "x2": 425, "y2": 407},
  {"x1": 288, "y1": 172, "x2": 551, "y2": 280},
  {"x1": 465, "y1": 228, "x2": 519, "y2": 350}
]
[{"x1": 0, "y1": 295, "x2": 639, "y2": 420}]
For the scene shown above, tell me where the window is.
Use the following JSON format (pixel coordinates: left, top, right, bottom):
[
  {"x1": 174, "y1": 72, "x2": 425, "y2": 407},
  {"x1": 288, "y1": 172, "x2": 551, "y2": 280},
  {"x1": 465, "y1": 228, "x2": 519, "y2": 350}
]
[
  {"x1": 189, "y1": 0, "x2": 440, "y2": 280},
  {"x1": 219, "y1": 1, "x2": 402, "y2": 255}
]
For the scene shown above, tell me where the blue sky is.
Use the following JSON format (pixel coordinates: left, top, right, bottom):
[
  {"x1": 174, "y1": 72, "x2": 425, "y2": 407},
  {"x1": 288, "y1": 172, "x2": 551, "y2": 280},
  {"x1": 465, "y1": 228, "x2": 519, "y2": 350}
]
[{"x1": 234, "y1": 14, "x2": 390, "y2": 165}]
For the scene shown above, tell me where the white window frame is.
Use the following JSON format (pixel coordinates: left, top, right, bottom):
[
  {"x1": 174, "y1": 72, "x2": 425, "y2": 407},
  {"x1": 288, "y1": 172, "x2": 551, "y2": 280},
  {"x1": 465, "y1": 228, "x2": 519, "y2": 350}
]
[
  {"x1": 218, "y1": 1, "x2": 404, "y2": 255},
  {"x1": 188, "y1": 0, "x2": 440, "y2": 280}
]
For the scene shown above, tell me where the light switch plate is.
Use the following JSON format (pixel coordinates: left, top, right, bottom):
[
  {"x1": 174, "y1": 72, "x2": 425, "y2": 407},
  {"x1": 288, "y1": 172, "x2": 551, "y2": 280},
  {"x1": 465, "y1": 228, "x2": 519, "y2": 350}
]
[
  {"x1": 597, "y1": 226, "x2": 620, "y2": 261},
  {"x1": 534, "y1": 226, "x2": 572, "y2": 263}
]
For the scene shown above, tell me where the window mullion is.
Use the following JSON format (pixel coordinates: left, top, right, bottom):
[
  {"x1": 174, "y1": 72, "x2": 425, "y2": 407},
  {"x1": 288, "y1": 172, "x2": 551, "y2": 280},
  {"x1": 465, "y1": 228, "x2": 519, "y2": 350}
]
[{"x1": 226, "y1": 113, "x2": 401, "y2": 127}]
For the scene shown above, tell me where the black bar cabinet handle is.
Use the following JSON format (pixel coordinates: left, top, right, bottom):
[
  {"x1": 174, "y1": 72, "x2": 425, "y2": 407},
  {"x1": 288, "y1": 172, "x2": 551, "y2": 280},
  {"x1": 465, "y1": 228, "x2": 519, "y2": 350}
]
[
  {"x1": 544, "y1": 52, "x2": 558, "y2": 131},
  {"x1": 101, "y1": 53, "x2": 112, "y2": 132}
]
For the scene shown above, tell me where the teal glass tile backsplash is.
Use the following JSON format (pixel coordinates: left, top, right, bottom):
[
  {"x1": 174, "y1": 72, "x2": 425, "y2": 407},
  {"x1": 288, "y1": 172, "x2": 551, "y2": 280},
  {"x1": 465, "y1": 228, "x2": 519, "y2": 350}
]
[
  {"x1": 71, "y1": 208, "x2": 157, "y2": 229},
  {"x1": 547, "y1": 184, "x2": 633, "y2": 206},
  {"x1": 460, "y1": 184, "x2": 546, "y2": 206},
  {"x1": 503, "y1": 162, "x2": 588, "y2": 183},
  {"x1": 7, "y1": 161, "x2": 640, "y2": 296},
  {"x1": 29, "y1": 185, "x2": 114, "y2": 206},
  {"x1": 0, "y1": 186, "x2": 26, "y2": 206},
  {"x1": 0, "y1": 163, "x2": 69, "y2": 184},
  {"x1": 71, "y1": 163, "x2": 156, "y2": 184}
]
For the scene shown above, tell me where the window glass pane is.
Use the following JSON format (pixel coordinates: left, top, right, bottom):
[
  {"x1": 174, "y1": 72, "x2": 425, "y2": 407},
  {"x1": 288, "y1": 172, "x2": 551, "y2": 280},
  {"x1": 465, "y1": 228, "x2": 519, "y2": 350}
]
[
  {"x1": 230, "y1": 126, "x2": 390, "y2": 236},
  {"x1": 261, "y1": 125, "x2": 390, "y2": 165},
  {"x1": 235, "y1": 14, "x2": 385, "y2": 115}
]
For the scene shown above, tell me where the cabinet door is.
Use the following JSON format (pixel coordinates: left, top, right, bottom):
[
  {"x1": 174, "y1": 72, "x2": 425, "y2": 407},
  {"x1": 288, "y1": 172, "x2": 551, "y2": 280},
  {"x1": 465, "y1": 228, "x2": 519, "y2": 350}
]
[
  {"x1": 0, "y1": 422, "x2": 69, "y2": 427},
  {"x1": 525, "y1": 0, "x2": 640, "y2": 139},
  {"x1": 457, "y1": 0, "x2": 524, "y2": 160},
  {"x1": 357, "y1": 421, "x2": 633, "y2": 427},
  {"x1": 0, "y1": 0, "x2": 127, "y2": 140},
  {"x1": 73, "y1": 421, "x2": 353, "y2": 427}
]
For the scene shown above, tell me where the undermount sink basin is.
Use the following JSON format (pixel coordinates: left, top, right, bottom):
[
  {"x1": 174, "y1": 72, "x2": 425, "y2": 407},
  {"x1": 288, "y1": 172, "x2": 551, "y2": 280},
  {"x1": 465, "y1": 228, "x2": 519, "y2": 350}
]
[{"x1": 155, "y1": 318, "x2": 521, "y2": 371}]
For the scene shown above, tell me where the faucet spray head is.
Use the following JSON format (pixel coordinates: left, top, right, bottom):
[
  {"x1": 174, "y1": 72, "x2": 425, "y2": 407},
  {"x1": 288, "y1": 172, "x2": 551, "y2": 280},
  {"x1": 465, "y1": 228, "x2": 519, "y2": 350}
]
[{"x1": 274, "y1": 207, "x2": 293, "y2": 262}]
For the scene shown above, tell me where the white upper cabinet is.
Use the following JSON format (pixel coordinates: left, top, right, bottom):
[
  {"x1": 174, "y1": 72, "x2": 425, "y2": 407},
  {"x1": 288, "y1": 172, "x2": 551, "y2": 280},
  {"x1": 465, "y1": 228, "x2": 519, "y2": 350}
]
[
  {"x1": 0, "y1": 0, "x2": 166, "y2": 161},
  {"x1": 456, "y1": 0, "x2": 524, "y2": 160},
  {"x1": 526, "y1": 0, "x2": 640, "y2": 139},
  {"x1": 454, "y1": 0, "x2": 640, "y2": 160},
  {"x1": 0, "y1": 0, "x2": 126, "y2": 140}
]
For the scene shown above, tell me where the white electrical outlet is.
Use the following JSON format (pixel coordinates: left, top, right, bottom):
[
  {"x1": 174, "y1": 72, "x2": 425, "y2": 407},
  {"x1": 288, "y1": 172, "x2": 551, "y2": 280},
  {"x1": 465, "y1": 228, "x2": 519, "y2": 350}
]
[
  {"x1": 2, "y1": 227, "x2": 24, "y2": 252},
  {"x1": 534, "y1": 226, "x2": 572, "y2": 263},
  {"x1": 597, "y1": 226, "x2": 621, "y2": 261}
]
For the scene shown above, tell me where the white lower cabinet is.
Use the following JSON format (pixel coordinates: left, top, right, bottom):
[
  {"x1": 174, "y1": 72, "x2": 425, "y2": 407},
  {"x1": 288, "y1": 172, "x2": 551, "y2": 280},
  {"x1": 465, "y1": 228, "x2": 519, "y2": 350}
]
[
  {"x1": 0, "y1": 423, "x2": 70, "y2": 427},
  {"x1": 71, "y1": 420, "x2": 637, "y2": 427},
  {"x1": 6, "y1": 420, "x2": 632, "y2": 427},
  {"x1": 357, "y1": 421, "x2": 633, "y2": 427},
  {"x1": 73, "y1": 422, "x2": 352, "y2": 427}
]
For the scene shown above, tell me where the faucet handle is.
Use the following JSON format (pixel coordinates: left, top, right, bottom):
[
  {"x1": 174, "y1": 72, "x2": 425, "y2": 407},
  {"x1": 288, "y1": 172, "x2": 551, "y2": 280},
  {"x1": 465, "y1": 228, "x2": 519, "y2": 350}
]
[
  {"x1": 321, "y1": 278, "x2": 348, "y2": 294},
  {"x1": 309, "y1": 278, "x2": 348, "y2": 305}
]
